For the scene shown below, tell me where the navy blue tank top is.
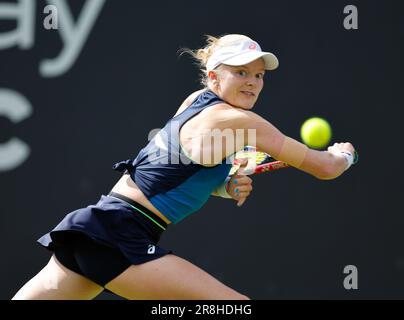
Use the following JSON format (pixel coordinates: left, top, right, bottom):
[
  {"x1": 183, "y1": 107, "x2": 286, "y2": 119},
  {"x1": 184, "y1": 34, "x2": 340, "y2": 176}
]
[{"x1": 112, "y1": 90, "x2": 232, "y2": 224}]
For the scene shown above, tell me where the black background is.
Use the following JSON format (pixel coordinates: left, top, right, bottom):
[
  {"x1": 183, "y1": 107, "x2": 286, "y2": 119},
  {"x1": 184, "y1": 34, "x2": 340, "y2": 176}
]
[{"x1": 0, "y1": 0, "x2": 403, "y2": 299}]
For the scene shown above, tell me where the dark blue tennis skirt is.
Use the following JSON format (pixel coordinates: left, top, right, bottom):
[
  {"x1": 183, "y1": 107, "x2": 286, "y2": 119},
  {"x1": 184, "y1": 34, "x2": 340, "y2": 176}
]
[{"x1": 37, "y1": 193, "x2": 172, "y2": 265}]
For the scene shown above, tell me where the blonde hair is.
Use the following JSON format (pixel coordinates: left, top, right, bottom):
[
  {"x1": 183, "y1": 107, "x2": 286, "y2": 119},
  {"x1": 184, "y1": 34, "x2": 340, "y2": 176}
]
[{"x1": 180, "y1": 34, "x2": 252, "y2": 87}]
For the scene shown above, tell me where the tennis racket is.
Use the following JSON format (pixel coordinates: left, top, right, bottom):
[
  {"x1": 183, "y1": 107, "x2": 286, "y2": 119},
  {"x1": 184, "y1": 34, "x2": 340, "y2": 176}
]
[
  {"x1": 229, "y1": 147, "x2": 288, "y2": 175},
  {"x1": 229, "y1": 146, "x2": 359, "y2": 176}
]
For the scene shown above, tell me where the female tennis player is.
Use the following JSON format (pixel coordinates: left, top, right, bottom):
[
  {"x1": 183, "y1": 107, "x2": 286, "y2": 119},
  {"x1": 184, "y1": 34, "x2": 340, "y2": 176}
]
[{"x1": 13, "y1": 34, "x2": 356, "y2": 300}]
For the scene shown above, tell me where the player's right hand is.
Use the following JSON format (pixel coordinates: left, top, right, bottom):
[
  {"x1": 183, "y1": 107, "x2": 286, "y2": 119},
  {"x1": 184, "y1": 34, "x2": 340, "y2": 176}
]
[{"x1": 327, "y1": 142, "x2": 355, "y2": 156}]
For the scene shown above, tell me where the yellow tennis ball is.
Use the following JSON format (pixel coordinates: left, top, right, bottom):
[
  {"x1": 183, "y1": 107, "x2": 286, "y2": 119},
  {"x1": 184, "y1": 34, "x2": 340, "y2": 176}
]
[{"x1": 300, "y1": 117, "x2": 332, "y2": 149}]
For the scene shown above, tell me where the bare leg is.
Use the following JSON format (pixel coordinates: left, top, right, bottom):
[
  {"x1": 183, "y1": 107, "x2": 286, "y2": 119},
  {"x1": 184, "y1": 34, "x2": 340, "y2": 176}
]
[
  {"x1": 105, "y1": 254, "x2": 250, "y2": 300},
  {"x1": 12, "y1": 255, "x2": 104, "y2": 300}
]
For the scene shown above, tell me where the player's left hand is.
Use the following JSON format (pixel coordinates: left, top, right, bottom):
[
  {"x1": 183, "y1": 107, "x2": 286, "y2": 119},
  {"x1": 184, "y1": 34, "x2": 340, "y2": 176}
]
[{"x1": 226, "y1": 159, "x2": 253, "y2": 206}]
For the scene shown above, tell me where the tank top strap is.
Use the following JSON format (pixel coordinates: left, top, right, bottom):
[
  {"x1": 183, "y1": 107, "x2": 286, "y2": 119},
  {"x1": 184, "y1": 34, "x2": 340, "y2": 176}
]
[{"x1": 171, "y1": 89, "x2": 224, "y2": 128}]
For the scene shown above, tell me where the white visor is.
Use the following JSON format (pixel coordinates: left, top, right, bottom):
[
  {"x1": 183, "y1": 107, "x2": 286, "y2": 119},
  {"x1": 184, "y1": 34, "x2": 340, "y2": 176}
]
[{"x1": 206, "y1": 38, "x2": 279, "y2": 72}]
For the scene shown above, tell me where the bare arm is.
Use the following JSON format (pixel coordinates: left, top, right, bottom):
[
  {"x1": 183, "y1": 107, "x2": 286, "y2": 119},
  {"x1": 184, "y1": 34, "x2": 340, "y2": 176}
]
[
  {"x1": 251, "y1": 115, "x2": 355, "y2": 180},
  {"x1": 212, "y1": 107, "x2": 355, "y2": 180}
]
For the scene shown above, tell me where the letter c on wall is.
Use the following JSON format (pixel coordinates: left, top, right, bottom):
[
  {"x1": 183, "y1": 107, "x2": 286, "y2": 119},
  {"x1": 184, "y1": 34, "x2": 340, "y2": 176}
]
[{"x1": 0, "y1": 88, "x2": 32, "y2": 172}]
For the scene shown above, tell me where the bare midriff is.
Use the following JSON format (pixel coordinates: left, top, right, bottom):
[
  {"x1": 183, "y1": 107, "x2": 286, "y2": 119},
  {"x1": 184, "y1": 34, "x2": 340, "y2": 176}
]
[{"x1": 110, "y1": 173, "x2": 172, "y2": 225}]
